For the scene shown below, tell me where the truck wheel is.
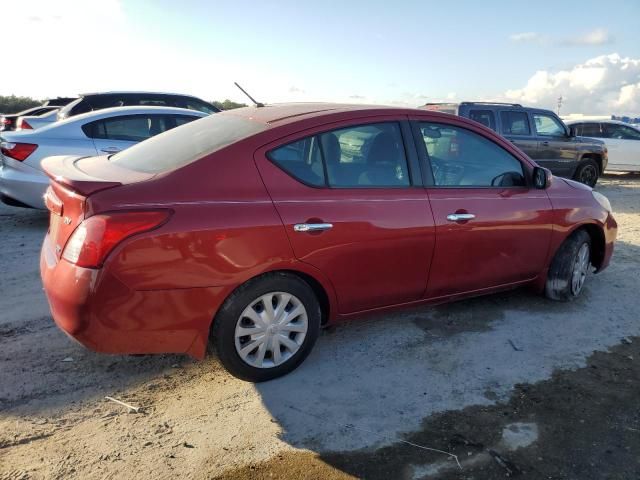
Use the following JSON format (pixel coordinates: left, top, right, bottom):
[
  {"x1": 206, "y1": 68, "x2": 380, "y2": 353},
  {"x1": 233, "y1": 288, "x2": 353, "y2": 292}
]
[
  {"x1": 211, "y1": 272, "x2": 321, "y2": 382},
  {"x1": 573, "y1": 159, "x2": 599, "y2": 187},
  {"x1": 545, "y1": 230, "x2": 592, "y2": 301}
]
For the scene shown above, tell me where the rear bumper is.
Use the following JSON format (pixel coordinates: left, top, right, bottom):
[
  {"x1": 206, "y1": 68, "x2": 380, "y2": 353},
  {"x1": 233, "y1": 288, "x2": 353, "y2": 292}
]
[
  {"x1": 40, "y1": 236, "x2": 227, "y2": 359},
  {"x1": 0, "y1": 158, "x2": 48, "y2": 208}
]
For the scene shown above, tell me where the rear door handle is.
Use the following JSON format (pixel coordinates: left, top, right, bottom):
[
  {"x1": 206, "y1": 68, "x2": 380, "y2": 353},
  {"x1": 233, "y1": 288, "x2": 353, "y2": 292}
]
[
  {"x1": 294, "y1": 223, "x2": 333, "y2": 232},
  {"x1": 446, "y1": 213, "x2": 475, "y2": 222},
  {"x1": 101, "y1": 147, "x2": 121, "y2": 153}
]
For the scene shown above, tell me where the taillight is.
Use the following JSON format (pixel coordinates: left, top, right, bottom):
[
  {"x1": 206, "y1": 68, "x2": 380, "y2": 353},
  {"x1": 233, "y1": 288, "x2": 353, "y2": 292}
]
[
  {"x1": 0, "y1": 142, "x2": 38, "y2": 161},
  {"x1": 62, "y1": 210, "x2": 170, "y2": 268},
  {"x1": 20, "y1": 120, "x2": 33, "y2": 130}
]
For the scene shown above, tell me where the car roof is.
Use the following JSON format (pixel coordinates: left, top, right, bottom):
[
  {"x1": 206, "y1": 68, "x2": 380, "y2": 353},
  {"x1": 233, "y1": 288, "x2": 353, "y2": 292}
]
[
  {"x1": 70, "y1": 105, "x2": 207, "y2": 121},
  {"x1": 79, "y1": 91, "x2": 205, "y2": 98},
  {"x1": 565, "y1": 119, "x2": 633, "y2": 126},
  {"x1": 220, "y1": 102, "x2": 445, "y2": 127}
]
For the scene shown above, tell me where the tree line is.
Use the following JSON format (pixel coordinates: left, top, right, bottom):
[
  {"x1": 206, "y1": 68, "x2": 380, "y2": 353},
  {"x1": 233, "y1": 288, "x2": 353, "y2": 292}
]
[
  {"x1": 0, "y1": 95, "x2": 247, "y2": 114},
  {"x1": 0, "y1": 95, "x2": 42, "y2": 114}
]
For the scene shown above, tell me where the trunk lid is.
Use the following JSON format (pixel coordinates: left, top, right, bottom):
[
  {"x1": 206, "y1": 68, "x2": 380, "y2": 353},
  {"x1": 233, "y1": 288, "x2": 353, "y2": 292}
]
[{"x1": 42, "y1": 155, "x2": 155, "y2": 260}]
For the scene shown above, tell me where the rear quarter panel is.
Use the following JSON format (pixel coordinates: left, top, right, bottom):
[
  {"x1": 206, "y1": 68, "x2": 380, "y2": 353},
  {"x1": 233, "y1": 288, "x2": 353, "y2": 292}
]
[{"x1": 84, "y1": 139, "x2": 341, "y2": 352}]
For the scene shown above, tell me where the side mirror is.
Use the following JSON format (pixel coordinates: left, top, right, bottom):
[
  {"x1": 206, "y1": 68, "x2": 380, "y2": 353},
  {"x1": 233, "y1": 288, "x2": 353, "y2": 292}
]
[
  {"x1": 568, "y1": 126, "x2": 576, "y2": 137},
  {"x1": 533, "y1": 166, "x2": 551, "y2": 189}
]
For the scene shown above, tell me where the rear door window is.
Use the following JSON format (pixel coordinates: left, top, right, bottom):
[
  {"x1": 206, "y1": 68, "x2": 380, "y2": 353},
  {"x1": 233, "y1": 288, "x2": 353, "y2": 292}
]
[
  {"x1": 269, "y1": 137, "x2": 325, "y2": 186},
  {"x1": 322, "y1": 123, "x2": 409, "y2": 187},
  {"x1": 268, "y1": 122, "x2": 410, "y2": 188},
  {"x1": 575, "y1": 123, "x2": 602, "y2": 137},
  {"x1": 500, "y1": 111, "x2": 531, "y2": 135},
  {"x1": 469, "y1": 110, "x2": 496, "y2": 130},
  {"x1": 83, "y1": 115, "x2": 152, "y2": 141}
]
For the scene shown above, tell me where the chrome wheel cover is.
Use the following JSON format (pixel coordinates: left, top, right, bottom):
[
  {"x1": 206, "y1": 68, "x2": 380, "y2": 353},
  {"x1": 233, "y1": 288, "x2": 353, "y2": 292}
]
[
  {"x1": 234, "y1": 292, "x2": 308, "y2": 369},
  {"x1": 571, "y1": 243, "x2": 590, "y2": 295}
]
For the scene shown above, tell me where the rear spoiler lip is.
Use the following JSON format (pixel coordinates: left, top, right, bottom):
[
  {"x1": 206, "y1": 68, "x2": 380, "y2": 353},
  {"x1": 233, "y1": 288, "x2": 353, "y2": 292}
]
[{"x1": 42, "y1": 155, "x2": 122, "y2": 196}]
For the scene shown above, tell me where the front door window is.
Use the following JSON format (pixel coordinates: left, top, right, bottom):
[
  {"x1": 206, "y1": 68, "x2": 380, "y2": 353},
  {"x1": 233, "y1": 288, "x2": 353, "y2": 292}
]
[{"x1": 533, "y1": 114, "x2": 566, "y2": 137}]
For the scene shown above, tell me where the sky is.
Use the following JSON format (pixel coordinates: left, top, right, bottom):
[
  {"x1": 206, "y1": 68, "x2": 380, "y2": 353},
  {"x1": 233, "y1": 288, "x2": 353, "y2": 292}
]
[{"x1": 3, "y1": 0, "x2": 640, "y2": 115}]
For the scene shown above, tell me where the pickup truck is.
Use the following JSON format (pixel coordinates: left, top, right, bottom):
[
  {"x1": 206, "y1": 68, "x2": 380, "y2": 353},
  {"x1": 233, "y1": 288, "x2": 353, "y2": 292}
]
[{"x1": 421, "y1": 102, "x2": 607, "y2": 187}]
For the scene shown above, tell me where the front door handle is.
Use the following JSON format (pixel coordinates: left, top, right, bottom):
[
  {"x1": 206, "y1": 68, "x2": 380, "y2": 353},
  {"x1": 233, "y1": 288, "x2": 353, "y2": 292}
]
[
  {"x1": 294, "y1": 223, "x2": 333, "y2": 232},
  {"x1": 446, "y1": 213, "x2": 475, "y2": 222},
  {"x1": 101, "y1": 147, "x2": 121, "y2": 153},
  {"x1": 541, "y1": 141, "x2": 549, "y2": 146}
]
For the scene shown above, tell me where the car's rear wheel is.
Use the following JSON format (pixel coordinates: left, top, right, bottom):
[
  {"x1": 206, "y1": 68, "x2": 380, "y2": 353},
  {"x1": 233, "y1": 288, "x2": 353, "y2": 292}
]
[
  {"x1": 211, "y1": 272, "x2": 321, "y2": 382},
  {"x1": 545, "y1": 230, "x2": 592, "y2": 301},
  {"x1": 573, "y1": 158, "x2": 599, "y2": 187}
]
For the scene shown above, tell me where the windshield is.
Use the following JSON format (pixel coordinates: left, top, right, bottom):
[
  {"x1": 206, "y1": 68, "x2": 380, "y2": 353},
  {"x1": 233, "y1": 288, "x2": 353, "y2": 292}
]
[{"x1": 109, "y1": 112, "x2": 266, "y2": 173}]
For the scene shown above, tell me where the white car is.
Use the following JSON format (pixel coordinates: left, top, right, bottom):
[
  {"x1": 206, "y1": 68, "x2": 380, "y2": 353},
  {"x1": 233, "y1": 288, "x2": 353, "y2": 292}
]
[
  {"x1": 567, "y1": 120, "x2": 640, "y2": 172},
  {"x1": 1, "y1": 106, "x2": 207, "y2": 208},
  {"x1": 16, "y1": 109, "x2": 60, "y2": 131}
]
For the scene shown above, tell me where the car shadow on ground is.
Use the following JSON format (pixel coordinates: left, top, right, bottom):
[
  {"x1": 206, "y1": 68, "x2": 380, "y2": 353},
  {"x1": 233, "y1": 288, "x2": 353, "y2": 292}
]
[
  {"x1": 0, "y1": 205, "x2": 48, "y2": 228},
  {"x1": 249, "y1": 239, "x2": 640, "y2": 477}
]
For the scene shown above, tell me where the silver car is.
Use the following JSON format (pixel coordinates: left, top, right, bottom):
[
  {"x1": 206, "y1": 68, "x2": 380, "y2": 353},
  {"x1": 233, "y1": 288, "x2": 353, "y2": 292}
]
[
  {"x1": 0, "y1": 106, "x2": 207, "y2": 208},
  {"x1": 16, "y1": 109, "x2": 60, "y2": 131}
]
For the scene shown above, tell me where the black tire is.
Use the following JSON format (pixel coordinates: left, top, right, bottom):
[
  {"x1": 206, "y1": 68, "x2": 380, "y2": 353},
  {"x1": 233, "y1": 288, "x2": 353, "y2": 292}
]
[
  {"x1": 573, "y1": 158, "x2": 599, "y2": 187},
  {"x1": 545, "y1": 230, "x2": 592, "y2": 301},
  {"x1": 210, "y1": 272, "x2": 321, "y2": 382}
]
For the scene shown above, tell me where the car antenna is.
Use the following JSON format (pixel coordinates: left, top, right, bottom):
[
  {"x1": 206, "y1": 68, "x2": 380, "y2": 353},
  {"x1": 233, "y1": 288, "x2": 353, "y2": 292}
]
[{"x1": 234, "y1": 82, "x2": 264, "y2": 107}]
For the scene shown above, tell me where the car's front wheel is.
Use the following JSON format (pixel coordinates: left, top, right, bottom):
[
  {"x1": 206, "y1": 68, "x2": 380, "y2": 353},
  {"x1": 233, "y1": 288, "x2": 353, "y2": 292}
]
[
  {"x1": 573, "y1": 158, "x2": 599, "y2": 187},
  {"x1": 545, "y1": 230, "x2": 592, "y2": 301},
  {"x1": 211, "y1": 272, "x2": 321, "y2": 382}
]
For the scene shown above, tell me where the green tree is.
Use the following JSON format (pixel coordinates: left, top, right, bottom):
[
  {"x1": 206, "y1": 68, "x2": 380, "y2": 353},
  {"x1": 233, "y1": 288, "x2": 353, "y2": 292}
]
[
  {"x1": 0, "y1": 95, "x2": 42, "y2": 114},
  {"x1": 211, "y1": 99, "x2": 248, "y2": 110}
]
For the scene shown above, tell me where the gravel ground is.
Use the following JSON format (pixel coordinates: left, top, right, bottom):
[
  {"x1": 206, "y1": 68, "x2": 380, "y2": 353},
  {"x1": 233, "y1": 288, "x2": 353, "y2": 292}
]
[{"x1": 0, "y1": 174, "x2": 639, "y2": 479}]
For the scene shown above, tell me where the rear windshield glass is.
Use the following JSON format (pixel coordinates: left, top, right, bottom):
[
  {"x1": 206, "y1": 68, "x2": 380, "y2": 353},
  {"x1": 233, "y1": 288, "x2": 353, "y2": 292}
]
[{"x1": 109, "y1": 113, "x2": 266, "y2": 173}]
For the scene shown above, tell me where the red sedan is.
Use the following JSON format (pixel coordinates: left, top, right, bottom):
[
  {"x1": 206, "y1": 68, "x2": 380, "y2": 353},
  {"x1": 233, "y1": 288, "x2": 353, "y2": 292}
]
[{"x1": 40, "y1": 104, "x2": 617, "y2": 381}]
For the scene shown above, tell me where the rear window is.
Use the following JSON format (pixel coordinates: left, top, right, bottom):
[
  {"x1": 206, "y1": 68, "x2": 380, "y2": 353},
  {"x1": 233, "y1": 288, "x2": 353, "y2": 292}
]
[{"x1": 109, "y1": 113, "x2": 266, "y2": 173}]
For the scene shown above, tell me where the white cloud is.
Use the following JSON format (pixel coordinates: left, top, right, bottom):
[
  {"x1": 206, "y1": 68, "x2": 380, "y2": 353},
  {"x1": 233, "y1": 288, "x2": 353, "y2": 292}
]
[
  {"x1": 510, "y1": 32, "x2": 545, "y2": 44},
  {"x1": 503, "y1": 54, "x2": 640, "y2": 115},
  {"x1": 509, "y1": 28, "x2": 613, "y2": 47},
  {"x1": 560, "y1": 28, "x2": 614, "y2": 46}
]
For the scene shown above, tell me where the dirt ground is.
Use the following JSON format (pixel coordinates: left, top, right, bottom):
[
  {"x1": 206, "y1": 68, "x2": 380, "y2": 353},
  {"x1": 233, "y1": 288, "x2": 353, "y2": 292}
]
[{"x1": 1, "y1": 174, "x2": 639, "y2": 480}]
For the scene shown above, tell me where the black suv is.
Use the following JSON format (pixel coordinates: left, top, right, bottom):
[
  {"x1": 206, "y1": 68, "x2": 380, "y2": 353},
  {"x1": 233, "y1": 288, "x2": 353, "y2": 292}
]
[
  {"x1": 422, "y1": 102, "x2": 607, "y2": 187},
  {"x1": 57, "y1": 92, "x2": 220, "y2": 120}
]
